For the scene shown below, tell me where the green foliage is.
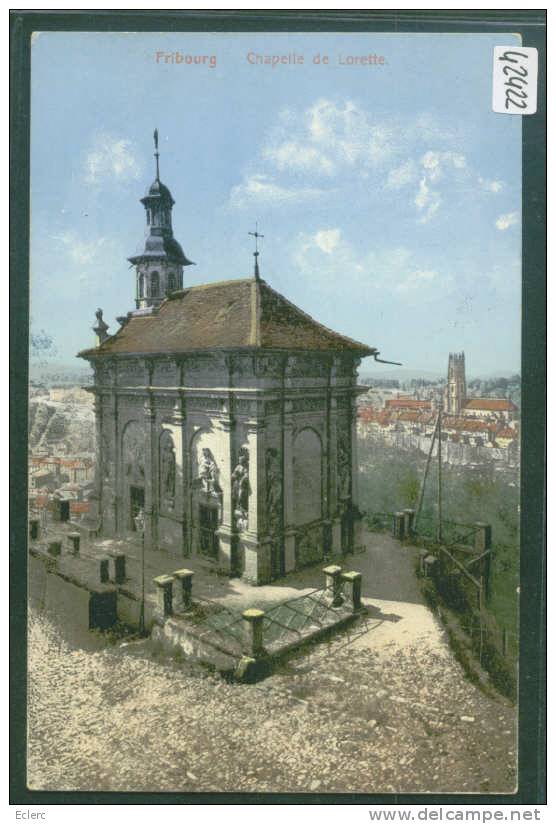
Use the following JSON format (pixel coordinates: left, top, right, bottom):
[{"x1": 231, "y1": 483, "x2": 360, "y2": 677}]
[
  {"x1": 358, "y1": 440, "x2": 520, "y2": 634},
  {"x1": 396, "y1": 471, "x2": 420, "y2": 506}
]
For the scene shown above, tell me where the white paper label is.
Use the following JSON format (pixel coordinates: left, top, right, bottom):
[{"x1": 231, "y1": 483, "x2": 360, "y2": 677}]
[{"x1": 492, "y1": 46, "x2": 538, "y2": 115}]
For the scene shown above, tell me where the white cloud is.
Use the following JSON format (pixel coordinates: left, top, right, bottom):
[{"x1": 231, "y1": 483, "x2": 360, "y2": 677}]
[
  {"x1": 314, "y1": 228, "x2": 341, "y2": 254},
  {"x1": 410, "y1": 150, "x2": 470, "y2": 223},
  {"x1": 229, "y1": 99, "x2": 509, "y2": 225},
  {"x1": 495, "y1": 211, "x2": 519, "y2": 231},
  {"x1": 229, "y1": 173, "x2": 324, "y2": 208},
  {"x1": 84, "y1": 132, "x2": 143, "y2": 186},
  {"x1": 262, "y1": 98, "x2": 397, "y2": 180},
  {"x1": 396, "y1": 268, "x2": 438, "y2": 292},
  {"x1": 414, "y1": 178, "x2": 441, "y2": 224},
  {"x1": 263, "y1": 141, "x2": 335, "y2": 175},
  {"x1": 386, "y1": 160, "x2": 416, "y2": 190},
  {"x1": 53, "y1": 231, "x2": 108, "y2": 265},
  {"x1": 478, "y1": 176, "x2": 503, "y2": 193},
  {"x1": 293, "y1": 232, "x2": 443, "y2": 298}
]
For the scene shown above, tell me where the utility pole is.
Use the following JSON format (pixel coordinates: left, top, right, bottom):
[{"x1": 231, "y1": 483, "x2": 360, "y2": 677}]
[
  {"x1": 415, "y1": 410, "x2": 440, "y2": 531},
  {"x1": 437, "y1": 409, "x2": 443, "y2": 543}
]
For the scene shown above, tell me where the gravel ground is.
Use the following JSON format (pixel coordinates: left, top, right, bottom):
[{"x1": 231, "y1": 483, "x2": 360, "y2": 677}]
[{"x1": 27, "y1": 608, "x2": 517, "y2": 794}]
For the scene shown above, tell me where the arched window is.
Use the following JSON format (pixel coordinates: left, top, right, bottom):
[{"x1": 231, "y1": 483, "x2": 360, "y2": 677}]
[
  {"x1": 148, "y1": 271, "x2": 160, "y2": 298},
  {"x1": 138, "y1": 272, "x2": 144, "y2": 299},
  {"x1": 293, "y1": 428, "x2": 322, "y2": 524},
  {"x1": 167, "y1": 273, "x2": 176, "y2": 294}
]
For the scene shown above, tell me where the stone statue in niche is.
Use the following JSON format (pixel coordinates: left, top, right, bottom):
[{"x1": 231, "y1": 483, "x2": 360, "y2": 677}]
[
  {"x1": 232, "y1": 450, "x2": 250, "y2": 531},
  {"x1": 337, "y1": 422, "x2": 351, "y2": 500},
  {"x1": 265, "y1": 447, "x2": 282, "y2": 535},
  {"x1": 123, "y1": 424, "x2": 145, "y2": 483},
  {"x1": 160, "y1": 433, "x2": 176, "y2": 510},
  {"x1": 199, "y1": 448, "x2": 220, "y2": 494}
]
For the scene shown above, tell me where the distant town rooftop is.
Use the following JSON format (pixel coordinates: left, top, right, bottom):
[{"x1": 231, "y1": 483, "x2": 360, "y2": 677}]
[{"x1": 463, "y1": 399, "x2": 517, "y2": 412}]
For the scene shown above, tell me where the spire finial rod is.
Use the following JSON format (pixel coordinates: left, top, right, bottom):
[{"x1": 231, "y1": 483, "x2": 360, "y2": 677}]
[
  {"x1": 248, "y1": 222, "x2": 264, "y2": 281},
  {"x1": 154, "y1": 128, "x2": 160, "y2": 181}
]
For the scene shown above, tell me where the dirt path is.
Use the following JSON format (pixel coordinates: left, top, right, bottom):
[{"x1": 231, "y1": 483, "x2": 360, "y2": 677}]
[{"x1": 27, "y1": 534, "x2": 517, "y2": 794}]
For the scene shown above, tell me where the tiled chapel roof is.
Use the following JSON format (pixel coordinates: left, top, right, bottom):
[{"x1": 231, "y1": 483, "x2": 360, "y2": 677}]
[{"x1": 78, "y1": 278, "x2": 375, "y2": 359}]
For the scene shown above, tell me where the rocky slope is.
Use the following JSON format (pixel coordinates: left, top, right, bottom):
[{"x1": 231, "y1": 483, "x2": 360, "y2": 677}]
[{"x1": 27, "y1": 609, "x2": 517, "y2": 794}]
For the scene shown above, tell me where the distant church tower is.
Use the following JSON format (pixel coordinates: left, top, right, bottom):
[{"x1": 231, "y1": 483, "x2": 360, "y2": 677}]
[
  {"x1": 128, "y1": 129, "x2": 193, "y2": 310},
  {"x1": 444, "y1": 352, "x2": 467, "y2": 414}
]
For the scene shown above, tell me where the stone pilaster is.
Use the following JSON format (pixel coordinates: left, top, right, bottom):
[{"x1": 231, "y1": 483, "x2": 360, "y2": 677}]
[
  {"x1": 350, "y1": 393, "x2": 360, "y2": 512},
  {"x1": 92, "y1": 393, "x2": 104, "y2": 532},
  {"x1": 177, "y1": 379, "x2": 190, "y2": 556},
  {"x1": 215, "y1": 417, "x2": 234, "y2": 575},
  {"x1": 245, "y1": 421, "x2": 265, "y2": 538},
  {"x1": 240, "y1": 421, "x2": 270, "y2": 584},
  {"x1": 282, "y1": 417, "x2": 296, "y2": 572},
  {"x1": 143, "y1": 393, "x2": 157, "y2": 550},
  {"x1": 109, "y1": 383, "x2": 120, "y2": 534}
]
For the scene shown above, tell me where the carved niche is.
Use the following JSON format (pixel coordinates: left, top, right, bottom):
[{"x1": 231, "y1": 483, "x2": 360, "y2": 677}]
[
  {"x1": 265, "y1": 447, "x2": 282, "y2": 537},
  {"x1": 336, "y1": 415, "x2": 351, "y2": 502},
  {"x1": 122, "y1": 422, "x2": 145, "y2": 485},
  {"x1": 159, "y1": 430, "x2": 176, "y2": 512},
  {"x1": 197, "y1": 448, "x2": 221, "y2": 496},
  {"x1": 231, "y1": 447, "x2": 250, "y2": 532}
]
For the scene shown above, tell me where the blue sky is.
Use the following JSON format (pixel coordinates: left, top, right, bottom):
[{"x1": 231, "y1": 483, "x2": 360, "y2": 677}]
[{"x1": 30, "y1": 31, "x2": 522, "y2": 375}]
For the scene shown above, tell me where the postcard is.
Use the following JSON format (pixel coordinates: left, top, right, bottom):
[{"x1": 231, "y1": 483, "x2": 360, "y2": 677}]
[{"x1": 15, "y1": 20, "x2": 545, "y2": 801}]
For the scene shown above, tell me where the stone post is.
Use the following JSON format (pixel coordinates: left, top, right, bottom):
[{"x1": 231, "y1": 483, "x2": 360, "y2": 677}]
[
  {"x1": 67, "y1": 531, "x2": 80, "y2": 556},
  {"x1": 109, "y1": 551, "x2": 126, "y2": 584},
  {"x1": 474, "y1": 522, "x2": 492, "y2": 553},
  {"x1": 153, "y1": 574, "x2": 174, "y2": 619},
  {"x1": 393, "y1": 512, "x2": 406, "y2": 540},
  {"x1": 173, "y1": 568, "x2": 194, "y2": 610},
  {"x1": 47, "y1": 541, "x2": 62, "y2": 557},
  {"x1": 323, "y1": 564, "x2": 344, "y2": 606},
  {"x1": 423, "y1": 554, "x2": 438, "y2": 578},
  {"x1": 242, "y1": 608, "x2": 266, "y2": 658},
  {"x1": 403, "y1": 509, "x2": 415, "y2": 537},
  {"x1": 341, "y1": 570, "x2": 363, "y2": 612},
  {"x1": 29, "y1": 519, "x2": 39, "y2": 541},
  {"x1": 99, "y1": 557, "x2": 110, "y2": 584}
]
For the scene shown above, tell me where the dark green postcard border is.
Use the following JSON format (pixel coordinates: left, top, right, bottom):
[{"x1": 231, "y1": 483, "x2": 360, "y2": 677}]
[{"x1": 9, "y1": 9, "x2": 546, "y2": 807}]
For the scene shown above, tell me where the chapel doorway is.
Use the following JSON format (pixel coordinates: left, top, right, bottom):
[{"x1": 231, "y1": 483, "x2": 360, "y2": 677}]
[
  {"x1": 129, "y1": 485, "x2": 145, "y2": 530},
  {"x1": 198, "y1": 503, "x2": 219, "y2": 560}
]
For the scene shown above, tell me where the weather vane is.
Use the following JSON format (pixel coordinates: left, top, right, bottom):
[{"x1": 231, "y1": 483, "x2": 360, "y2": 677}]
[
  {"x1": 248, "y1": 222, "x2": 264, "y2": 281},
  {"x1": 154, "y1": 128, "x2": 160, "y2": 180}
]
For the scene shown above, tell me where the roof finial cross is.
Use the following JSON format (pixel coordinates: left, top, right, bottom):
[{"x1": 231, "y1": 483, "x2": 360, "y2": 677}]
[
  {"x1": 248, "y1": 222, "x2": 264, "y2": 281},
  {"x1": 154, "y1": 128, "x2": 160, "y2": 181}
]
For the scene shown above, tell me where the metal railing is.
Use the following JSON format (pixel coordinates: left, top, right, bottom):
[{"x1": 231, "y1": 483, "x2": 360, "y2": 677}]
[{"x1": 261, "y1": 580, "x2": 351, "y2": 647}]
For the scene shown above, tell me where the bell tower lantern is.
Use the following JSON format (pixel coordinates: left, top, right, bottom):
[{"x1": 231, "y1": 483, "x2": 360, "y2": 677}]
[{"x1": 128, "y1": 129, "x2": 193, "y2": 310}]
